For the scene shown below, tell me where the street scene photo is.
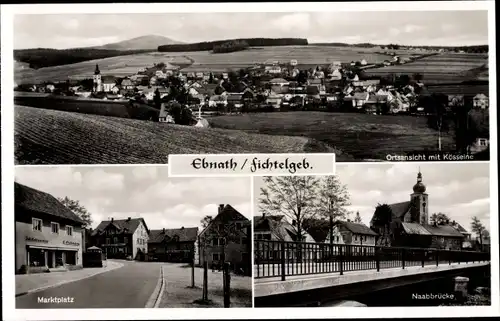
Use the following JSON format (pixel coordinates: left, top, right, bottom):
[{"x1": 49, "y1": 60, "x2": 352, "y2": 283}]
[
  {"x1": 14, "y1": 166, "x2": 252, "y2": 308},
  {"x1": 253, "y1": 163, "x2": 491, "y2": 307},
  {"x1": 13, "y1": 10, "x2": 489, "y2": 164}
]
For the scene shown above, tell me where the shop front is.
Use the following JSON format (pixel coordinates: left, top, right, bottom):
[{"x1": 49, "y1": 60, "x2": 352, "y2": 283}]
[{"x1": 16, "y1": 226, "x2": 83, "y2": 273}]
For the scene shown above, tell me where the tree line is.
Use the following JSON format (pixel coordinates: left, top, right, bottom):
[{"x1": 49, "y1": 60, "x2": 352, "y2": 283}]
[
  {"x1": 157, "y1": 38, "x2": 308, "y2": 52},
  {"x1": 212, "y1": 40, "x2": 250, "y2": 54},
  {"x1": 14, "y1": 48, "x2": 153, "y2": 69}
]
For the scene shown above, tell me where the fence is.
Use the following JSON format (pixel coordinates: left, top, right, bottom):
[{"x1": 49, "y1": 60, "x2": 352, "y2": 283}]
[{"x1": 254, "y1": 239, "x2": 490, "y2": 280}]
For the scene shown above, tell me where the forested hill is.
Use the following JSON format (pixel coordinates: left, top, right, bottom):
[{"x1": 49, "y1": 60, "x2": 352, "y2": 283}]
[
  {"x1": 14, "y1": 48, "x2": 153, "y2": 69},
  {"x1": 157, "y1": 38, "x2": 309, "y2": 52}
]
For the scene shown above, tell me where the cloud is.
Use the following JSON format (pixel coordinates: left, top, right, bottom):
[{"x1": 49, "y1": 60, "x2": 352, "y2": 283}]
[
  {"x1": 131, "y1": 166, "x2": 158, "y2": 180},
  {"x1": 82, "y1": 169, "x2": 125, "y2": 192},
  {"x1": 14, "y1": 11, "x2": 488, "y2": 49},
  {"x1": 15, "y1": 167, "x2": 82, "y2": 190},
  {"x1": 271, "y1": 13, "x2": 311, "y2": 33}
]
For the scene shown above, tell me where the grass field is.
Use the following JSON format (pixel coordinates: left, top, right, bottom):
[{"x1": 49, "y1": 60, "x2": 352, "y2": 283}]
[
  {"x1": 365, "y1": 52, "x2": 488, "y2": 83},
  {"x1": 15, "y1": 106, "x2": 343, "y2": 164},
  {"x1": 14, "y1": 94, "x2": 160, "y2": 120},
  {"x1": 15, "y1": 45, "x2": 421, "y2": 84},
  {"x1": 14, "y1": 52, "x2": 193, "y2": 84},
  {"x1": 208, "y1": 112, "x2": 456, "y2": 160}
]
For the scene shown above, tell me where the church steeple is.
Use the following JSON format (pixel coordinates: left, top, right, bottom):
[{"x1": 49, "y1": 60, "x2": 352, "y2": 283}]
[
  {"x1": 94, "y1": 64, "x2": 101, "y2": 75},
  {"x1": 413, "y1": 168, "x2": 426, "y2": 193},
  {"x1": 410, "y1": 168, "x2": 429, "y2": 225}
]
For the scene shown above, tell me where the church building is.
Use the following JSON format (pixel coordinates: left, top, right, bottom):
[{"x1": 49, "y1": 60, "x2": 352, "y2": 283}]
[
  {"x1": 93, "y1": 64, "x2": 102, "y2": 92},
  {"x1": 370, "y1": 170, "x2": 465, "y2": 250}
]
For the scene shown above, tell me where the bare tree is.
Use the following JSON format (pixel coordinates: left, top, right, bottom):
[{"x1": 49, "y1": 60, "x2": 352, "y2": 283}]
[
  {"x1": 317, "y1": 176, "x2": 351, "y2": 244},
  {"x1": 259, "y1": 176, "x2": 321, "y2": 242},
  {"x1": 471, "y1": 216, "x2": 486, "y2": 249}
]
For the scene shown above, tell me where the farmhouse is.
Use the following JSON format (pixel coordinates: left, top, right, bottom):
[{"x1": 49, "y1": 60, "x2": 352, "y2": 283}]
[
  {"x1": 209, "y1": 95, "x2": 228, "y2": 108},
  {"x1": 198, "y1": 204, "x2": 251, "y2": 274},
  {"x1": 325, "y1": 220, "x2": 378, "y2": 256},
  {"x1": 101, "y1": 76, "x2": 117, "y2": 93},
  {"x1": 158, "y1": 103, "x2": 175, "y2": 123},
  {"x1": 148, "y1": 227, "x2": 198, "y2": 263},
  {"x1": 473, "y1": 93, "x2": 489, "y2": 109},
  {"x1": 90, "y1": 217, "x2": 150, "y2": 260},
  {"x1": 369, "y1": 170, "x2": 465, "y2": 250},
  {"x1": 15, "y1": 182, "x2": 85, "y2": 274},
  {"x1": 120, "y1": 78, "x2": 134, "y2": 90}
]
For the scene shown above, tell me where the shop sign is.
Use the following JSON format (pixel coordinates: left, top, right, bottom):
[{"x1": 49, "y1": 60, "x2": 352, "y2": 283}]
[
  {"x1": 25, "y1": 236, "x2": 49, "y2": 243},
  {"x1": 63, "y1": 240, "x2": 80, "y2": 247}
]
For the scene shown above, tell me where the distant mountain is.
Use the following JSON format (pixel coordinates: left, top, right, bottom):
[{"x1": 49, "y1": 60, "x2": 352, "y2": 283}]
[{"x1": 93, "y1": 35, "x2": 183, "y2": 50}]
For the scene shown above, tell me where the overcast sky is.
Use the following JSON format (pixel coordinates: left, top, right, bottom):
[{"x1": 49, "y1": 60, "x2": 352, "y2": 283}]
[
  {"x1": 14, "y1": 11, "x2": 488, "y2": 49},
  {"x1": 254, "y1": 163, "x2": 490, "y2": 235},
  {"x1": 15, "y1": 166, "x2": 251, "y2": 230}
]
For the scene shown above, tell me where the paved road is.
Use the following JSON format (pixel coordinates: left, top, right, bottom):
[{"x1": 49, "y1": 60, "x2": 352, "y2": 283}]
[{"x1": 16, "y1": 261, "x2": 162, "y2": 309}]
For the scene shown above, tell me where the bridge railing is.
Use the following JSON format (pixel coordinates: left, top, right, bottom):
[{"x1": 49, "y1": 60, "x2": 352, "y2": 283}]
[{"x1": 254, "y1": 240, "x2": 490, "y2": 280}]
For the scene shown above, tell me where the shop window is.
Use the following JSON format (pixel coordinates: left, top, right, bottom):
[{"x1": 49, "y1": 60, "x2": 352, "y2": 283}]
[
  {"x1": 51, "y1": 222, "x2": 59, "y2": 234},
  {"x1": 66, "y1": 226, "x2": 73, "y2": 236},
  {"x1": 28, "y1": 248, "x2": 45, "y2": 267},
  {"x1": 32, "y1": 218, "x2": 42, "y2": 232},
  {"x1": 66, "y1": 251, "x2": 77, "y2": 265}
]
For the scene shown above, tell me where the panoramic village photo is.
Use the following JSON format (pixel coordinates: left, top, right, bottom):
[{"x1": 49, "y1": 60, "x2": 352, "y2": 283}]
[
  {"x1": 14, "y1": 166, "x2": 252, "y2": 308},
  {"x1": 253, "y1": 163, "x2": 491, "y2": 307},
  {"x1": 13, "y1": 10, "x2": 490, "y2": 164}
]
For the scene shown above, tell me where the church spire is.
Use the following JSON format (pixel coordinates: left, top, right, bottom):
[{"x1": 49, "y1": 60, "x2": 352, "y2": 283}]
[
  {"x1": 417, "y1": 167, "x2": 422, "y2": 183},
  {"x1": 94, "y1": 64, "x2": 100, "y2": 75}
]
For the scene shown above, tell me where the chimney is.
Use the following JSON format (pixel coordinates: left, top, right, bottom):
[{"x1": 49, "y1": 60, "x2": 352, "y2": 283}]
[
  {"x1": 127, "y1": 217, "x2": 131, "y2": 221},
  {"x1": 162, "y1": 228, "x2": 165, "y2": 233},
  {"x1": 111, "y1": 217, "x2": 114, "y2": 222},
  {"x1": 218, "y1": 204, "x2": 225, "y2": 214}
]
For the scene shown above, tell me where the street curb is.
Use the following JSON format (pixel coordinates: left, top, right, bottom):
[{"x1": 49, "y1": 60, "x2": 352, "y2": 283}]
[
  {"x1": 15, "y1": 261, "x2": 124, "y2": 297},
  {"x1": 145, "y1": 265, "x2": 165, "y2": 308}
]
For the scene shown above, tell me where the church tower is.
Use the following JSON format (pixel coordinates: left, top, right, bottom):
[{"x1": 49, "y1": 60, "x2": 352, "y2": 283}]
[
  {"x1": 410, "y1": 169, "x2": 428, "y2": 225},
  {"x1": 93, "y1": 64, "x2": 102, "y2": 92}
]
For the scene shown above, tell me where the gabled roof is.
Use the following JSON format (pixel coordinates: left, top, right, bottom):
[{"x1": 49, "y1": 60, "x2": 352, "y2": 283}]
[
  {"x1": 199, "y1": 204, "x2": 249, "y2": 238},
  {"x1": 388, "y1": 201, "x2": 412, "y2": 219},
  {"x1": 92, "y1": 217, "x2": 149, "y2": 236},
  {"x1": 149, "y1": 227, "x2": 198, "y2": 244},
  {"x1": 209, "y1": 95, "x2": 227, "y2": 102},
  {"x1": 402, "y1": 222, "x2": 432, "y2": 235},
  {"x1": 15, "y1": 182, "x2": 85, "y2": 225},
  {"x1": 102, "y1": 75, "x2": 117, "y2": 84},
  {"x1": 269, "y1": 78, "x2": 289, "y2": 84},
  {"x1": 121, "y1": 79, "x2": 133, "y2": 86},
  {"x1": 336, "y1": 221, "x2": 378, "y2": 236},
  {"x1": 473, "y1": 93, "x2": 488, "y2": 99},
  {"x1": 353, "y1": 92, "x2": 369, "y2": 100},
  {"x1": 424, "y1": 224, "x2": 464, "y2": 237}
]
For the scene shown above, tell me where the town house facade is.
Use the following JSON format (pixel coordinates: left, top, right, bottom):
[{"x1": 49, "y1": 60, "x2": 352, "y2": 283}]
[
  {"x1": 90, "y1": 217, "x2": 149, "y2": 260},
  {"x1": 15, "y1": 182, "x2": 85, "y2": 274},
  {"x1": 199, "y1": 204, "x2": 251, "y2": 274}
]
